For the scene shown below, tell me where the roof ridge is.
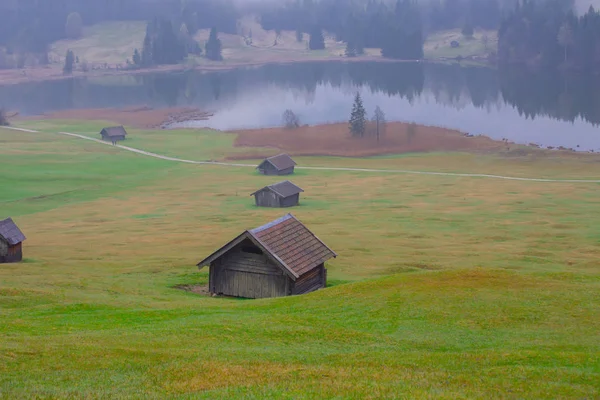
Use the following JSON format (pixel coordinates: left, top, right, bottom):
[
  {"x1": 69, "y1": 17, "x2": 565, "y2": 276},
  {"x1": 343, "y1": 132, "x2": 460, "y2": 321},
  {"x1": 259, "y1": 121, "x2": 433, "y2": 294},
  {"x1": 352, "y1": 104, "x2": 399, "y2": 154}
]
[{"x1": 249, "y1": 214, "x2": 293, "y2": 234}]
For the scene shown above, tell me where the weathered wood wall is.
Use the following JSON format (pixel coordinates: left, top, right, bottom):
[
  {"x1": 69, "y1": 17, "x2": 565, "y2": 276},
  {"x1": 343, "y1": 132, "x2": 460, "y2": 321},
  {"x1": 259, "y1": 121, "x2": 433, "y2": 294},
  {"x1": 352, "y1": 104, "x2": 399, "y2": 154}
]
[
  {"x1": 280, "y1": 193, "x2": 300, "y2": 207},
  {"x1": 292, "y1": 264, "x2": 326, "y2": 295},
  {"x1": 1, "y1": 242, "x2": 22, "y2": 263},
  {"x1": 255, "y1": 190, "x2": 281, "y2": 208},
  {"x1": 101, "y1": 134, "x2": 125, "y2": 142},
  {"x1": 0, "y1": 238, "x2": 7, "y2": 257},
  {"x1": 255, "y1": 191, "x2": 299, "y2": 208},
  {"x1": 278, "y1": 166, "x2": 295, "y2": 176},
  {"x1": 258, "y1": 163, "x2": 295, "y2": 176},
  {"x1": 210, "y1": 240, "x2": 290, "y2": 298}
]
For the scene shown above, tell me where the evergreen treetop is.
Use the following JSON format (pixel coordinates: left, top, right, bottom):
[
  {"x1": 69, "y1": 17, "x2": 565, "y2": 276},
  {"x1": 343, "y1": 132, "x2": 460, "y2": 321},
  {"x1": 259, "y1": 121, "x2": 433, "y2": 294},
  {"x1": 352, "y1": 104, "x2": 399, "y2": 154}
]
[{"x1": 349, "y1": 92, "x2": 367, "y2": 137}]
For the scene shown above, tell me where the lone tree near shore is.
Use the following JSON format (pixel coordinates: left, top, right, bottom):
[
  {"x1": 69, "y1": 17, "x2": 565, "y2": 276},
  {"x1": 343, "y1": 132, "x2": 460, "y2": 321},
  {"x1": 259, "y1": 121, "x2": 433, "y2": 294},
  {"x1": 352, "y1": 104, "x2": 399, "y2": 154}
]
[
  {"x1": 132, "y1": 49, "x2": 141, "y2": 66},
  {"x1": 206, "y1": 27, "x2": 223, "y2": 61},
  {"x1": 349, "y1": 92, "x2": 366, "y2": 137},
  {"x1": 283, "y1": 110, "x2": 301, "y2": 129},
  {"x1": 371, "y1": 106, "x2": 386, "y2": 142},
  {"x1": 63, "y1": 50, "x2": 75, "y2": 74}
]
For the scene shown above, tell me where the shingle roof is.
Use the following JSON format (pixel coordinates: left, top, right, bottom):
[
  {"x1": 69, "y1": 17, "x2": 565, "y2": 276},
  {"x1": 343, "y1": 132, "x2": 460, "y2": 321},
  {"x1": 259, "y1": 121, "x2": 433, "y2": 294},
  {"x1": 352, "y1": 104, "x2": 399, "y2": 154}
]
[
  {"x1": 0, "y1": 218, "x2": 26, "y2": 245},
  {"x1": 249, "y1": 214, "x2": 336, "y2": 277},
  {"x1": 260, "y1": 154, "x2": 296, "y2": 171},
  {"x1": 100, "y1": 126, "x2": 127, "y2": 137},
  {"x1": 197, "y1": 214, "x2": 336, "y2": 279},
  {"x1": 251, "y1": 181, "x2": 304, "y2": 198}
]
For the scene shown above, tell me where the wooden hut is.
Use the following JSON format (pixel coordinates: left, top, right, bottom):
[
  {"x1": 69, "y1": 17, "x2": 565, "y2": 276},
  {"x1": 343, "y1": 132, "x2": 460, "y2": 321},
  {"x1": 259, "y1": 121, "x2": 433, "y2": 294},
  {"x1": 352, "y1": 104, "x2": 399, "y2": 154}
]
[
  {"x1": 100, "y1": 126, "x2": 127, "y2": 143},
  {"x1": 257, "y1": 154, "x2": 296, "y2": 176},
  {"x1": 197, "y1": 214, "x2": 336, "y2": 299},
  {"x1": 251, "y1": 180, "x2": 304, "y2": 208},
  {"x1": 0, "y1": 218, "x2": 26, "y2": 263}
]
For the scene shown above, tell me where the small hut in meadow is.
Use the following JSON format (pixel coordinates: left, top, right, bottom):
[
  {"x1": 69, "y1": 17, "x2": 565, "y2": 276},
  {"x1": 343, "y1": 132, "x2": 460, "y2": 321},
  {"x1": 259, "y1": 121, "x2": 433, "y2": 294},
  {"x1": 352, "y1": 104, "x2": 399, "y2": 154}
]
[
  {"x1": 0, "y1": 218, "x2": 26, "y2": 263},
  {"x1": 251, "y1": 180, "x2": 304, "y2": 208},
  {"x1": 197, "y1": 214, "x2": 336, "y2": 299},
  {"x1": 100, "y1": 126, "x2": 127, "y2": 142},
  {"x1": 256, "y1": 154, "x2": 296, "y2": 176}
]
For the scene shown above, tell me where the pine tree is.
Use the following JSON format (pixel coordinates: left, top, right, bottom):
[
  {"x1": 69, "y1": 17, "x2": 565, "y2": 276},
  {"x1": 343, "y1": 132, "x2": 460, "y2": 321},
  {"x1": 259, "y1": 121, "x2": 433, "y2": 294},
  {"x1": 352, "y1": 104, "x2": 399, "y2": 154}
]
[
  {"x1": 133, "y1": 48, "x2": 141, "y2": 66},
  {"x1": 63, "y1": 50, "x2": 74, "y2": 74},
  {"x1": 349, "y1": 92, "x2": 367, "y2": 137},
  {"x1": 205, "y1": 27, "x2": 223, "y2": 61},
  {"x1": 309, "y1": 26, "x2": 325, "y2": 50},
  {"x1": 141, "y1": 33, "x2": 153, "y2": 66}
]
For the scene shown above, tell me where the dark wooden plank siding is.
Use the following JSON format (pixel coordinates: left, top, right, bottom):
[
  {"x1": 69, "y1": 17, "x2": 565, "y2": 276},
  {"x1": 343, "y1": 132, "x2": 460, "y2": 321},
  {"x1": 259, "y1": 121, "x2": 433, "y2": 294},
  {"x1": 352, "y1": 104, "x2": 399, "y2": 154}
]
[
  {"x1": 0, "y1": 238, "x2": 7, "y2": 257},
  {"x1": 292, "y1": 264, "x2": 326, "y2": 295},
  {"x1": 278, "y1": 166, "x2": 295, "y2": 175},
  {"x1": 258, "y1": 163, "x2": 295, "y2": 176},
  {"x1": 209, "y1": 241, "x2": 288, "y2": 298},
  {"x1": 255, "y1": 191, "x2": 299, "y2": 208},
  {"x1": 255, "y1": 189, "x2": 281, "y2": 208},
  {"x1": 280, "y1": 194, "x2": 300, "y2": 207},
  {"x1": 101, "y1": 134, "x2": 125, "y2": 142},
  {"x1": 1, "y1": 242, "x2": 22, "y2": 263}
]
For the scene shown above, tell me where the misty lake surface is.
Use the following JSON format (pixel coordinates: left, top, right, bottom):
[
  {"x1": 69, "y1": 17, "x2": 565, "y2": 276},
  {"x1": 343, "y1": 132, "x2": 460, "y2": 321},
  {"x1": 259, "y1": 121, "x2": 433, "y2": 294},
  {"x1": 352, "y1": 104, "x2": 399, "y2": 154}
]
[{"x1": 1, "y1": 61, "x2": 599, "y2": 150}]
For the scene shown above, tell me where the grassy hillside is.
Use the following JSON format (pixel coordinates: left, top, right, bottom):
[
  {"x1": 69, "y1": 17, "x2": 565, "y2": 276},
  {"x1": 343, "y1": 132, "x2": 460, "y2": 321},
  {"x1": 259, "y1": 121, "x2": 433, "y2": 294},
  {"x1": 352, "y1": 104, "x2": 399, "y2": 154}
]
[
  {"x1": 0, "y1": 125, "x2": 599, "y2": 398},
  {"x1": 50, "y1": 21, "x2": 147, "y2": 66}
]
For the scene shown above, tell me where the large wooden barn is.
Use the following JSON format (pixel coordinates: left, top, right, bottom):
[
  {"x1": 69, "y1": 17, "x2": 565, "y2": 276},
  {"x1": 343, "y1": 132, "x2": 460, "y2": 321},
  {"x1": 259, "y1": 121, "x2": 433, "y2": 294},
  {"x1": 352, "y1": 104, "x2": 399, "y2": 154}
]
[
  {"x1": 197, "y1": 214, "x2": 336, "y2": 299},
  {"x1": 100, "y1": 126, "x2": 127, "y2": 143},
  {"x1": 0, "y1": 218, "x2": 26, "y2": 263},
  {"x1": 257, "y1": 154, "x2": 296, "y2": 176},
  {"x1": 251, "y1": 180, "x2": 304, "y2": 208}
]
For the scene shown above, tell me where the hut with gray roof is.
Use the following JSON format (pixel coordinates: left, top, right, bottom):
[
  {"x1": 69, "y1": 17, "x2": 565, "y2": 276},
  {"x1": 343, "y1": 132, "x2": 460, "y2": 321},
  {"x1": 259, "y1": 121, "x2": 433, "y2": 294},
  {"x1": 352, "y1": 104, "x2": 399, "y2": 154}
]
[
  {"x1": 100, "y1": 126, "x2": 127, "y2": 143},
  {"x1": 251, "y1": 180, "x2": 304, "y2": 208},
  {"x1": 256, "y1": 154, "x2": 296, "y2": 176},
  {"x1": 0, "y1": 218, "x2": 26, "y2": 263},
  {"x1": 197, "y1": 214, "x2": 336, "y2": 299}
]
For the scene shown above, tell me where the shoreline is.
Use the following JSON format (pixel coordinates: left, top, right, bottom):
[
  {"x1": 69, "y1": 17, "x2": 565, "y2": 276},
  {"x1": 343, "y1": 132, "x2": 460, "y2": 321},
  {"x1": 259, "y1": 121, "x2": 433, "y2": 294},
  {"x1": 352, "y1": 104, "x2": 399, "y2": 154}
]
[
  {"x1": 0, "y1": 55, "x2": 490, "y2": 87},
  {"x1": 17, "y1": 108, "x2": 593, "y2": 157}
]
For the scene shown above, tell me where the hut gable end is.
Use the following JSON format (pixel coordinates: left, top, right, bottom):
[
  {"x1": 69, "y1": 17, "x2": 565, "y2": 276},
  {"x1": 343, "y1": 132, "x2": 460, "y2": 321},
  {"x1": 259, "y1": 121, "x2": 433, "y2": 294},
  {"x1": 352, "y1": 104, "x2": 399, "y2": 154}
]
[
  {"x1": 0, "y1": 218, "x2": 26, "y2": 246},
  {"x1": 0, "y1": 218, "x2": 25, "y2": 263}
]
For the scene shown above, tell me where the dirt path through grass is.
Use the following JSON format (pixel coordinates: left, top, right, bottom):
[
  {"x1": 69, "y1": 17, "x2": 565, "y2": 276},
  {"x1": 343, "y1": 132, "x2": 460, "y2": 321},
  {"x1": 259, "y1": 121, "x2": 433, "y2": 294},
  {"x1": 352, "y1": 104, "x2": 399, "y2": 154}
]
[{"x1": 6, "y1": 126, "x2": 600, "y2": 183}]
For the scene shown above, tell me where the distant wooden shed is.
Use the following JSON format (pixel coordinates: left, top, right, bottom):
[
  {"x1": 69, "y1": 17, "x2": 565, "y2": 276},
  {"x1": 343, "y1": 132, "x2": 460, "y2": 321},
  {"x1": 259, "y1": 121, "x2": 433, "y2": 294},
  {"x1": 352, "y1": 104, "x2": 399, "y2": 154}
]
[
  {"x1": 100, "y1": 126, "x2": 127, "y2": 142},
  {"x1": 0, "y1": 218, "x2": 26, "y2": 263},
  {"x1": 257, "y1": 154, "x2": 296, "y2": 175},
  {"x1": 251, "y1": 180, "x2": 304, "y2": 208},
  {"x1": 197, "y1": 214, "x2": 336, "y2": 299}
]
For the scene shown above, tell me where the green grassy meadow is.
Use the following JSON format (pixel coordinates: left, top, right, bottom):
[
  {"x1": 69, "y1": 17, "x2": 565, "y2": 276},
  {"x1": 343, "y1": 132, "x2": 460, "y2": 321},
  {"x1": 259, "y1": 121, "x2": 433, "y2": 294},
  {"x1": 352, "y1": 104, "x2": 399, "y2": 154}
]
[{"x1": 1, "y1": 125, "x2": 599, "y2": 398}]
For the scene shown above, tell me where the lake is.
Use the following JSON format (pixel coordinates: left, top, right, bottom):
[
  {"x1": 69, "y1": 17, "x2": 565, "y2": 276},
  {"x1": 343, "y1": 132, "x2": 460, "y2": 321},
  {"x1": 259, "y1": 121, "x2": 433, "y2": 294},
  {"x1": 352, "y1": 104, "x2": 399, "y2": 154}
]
[{"x1": 1, "y1": 62, "x2": 599, "y2": 150}]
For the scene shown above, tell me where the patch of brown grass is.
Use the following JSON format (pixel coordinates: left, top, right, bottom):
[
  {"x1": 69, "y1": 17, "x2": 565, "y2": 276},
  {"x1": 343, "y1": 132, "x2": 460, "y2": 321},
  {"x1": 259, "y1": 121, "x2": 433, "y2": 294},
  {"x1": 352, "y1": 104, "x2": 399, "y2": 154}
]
[
  {"x1": 24, "y1": 107, "x2": 210, "y2": 129},
  {"x1": 234, "y1": 122, "x2": 507, "y2": 157}
]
